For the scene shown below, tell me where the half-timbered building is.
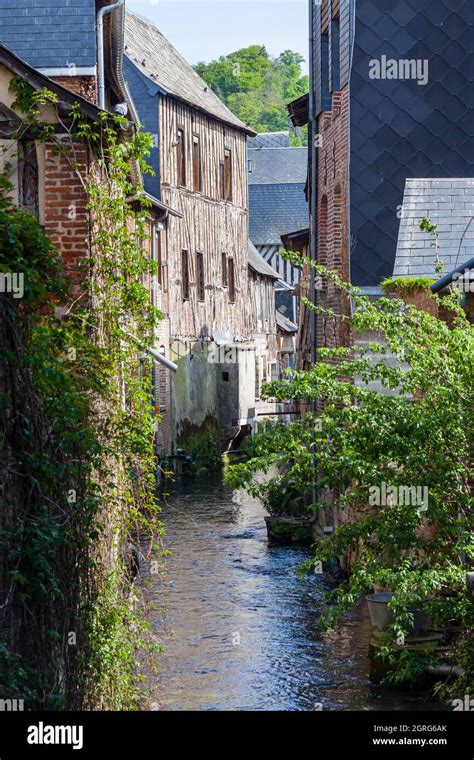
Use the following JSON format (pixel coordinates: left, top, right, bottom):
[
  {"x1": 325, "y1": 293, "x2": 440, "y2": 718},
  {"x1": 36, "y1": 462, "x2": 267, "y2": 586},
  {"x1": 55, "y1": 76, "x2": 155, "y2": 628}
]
[{"x1": 125, "y1": 11, "x2": 264, "y2": 454}]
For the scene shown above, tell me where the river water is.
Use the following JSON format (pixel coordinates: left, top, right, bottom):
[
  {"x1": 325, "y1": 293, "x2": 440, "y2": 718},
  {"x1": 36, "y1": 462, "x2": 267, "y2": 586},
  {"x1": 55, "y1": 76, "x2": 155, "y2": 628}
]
[{"x1": 144, "y1": 471, "x2": 438, "y2": 711}]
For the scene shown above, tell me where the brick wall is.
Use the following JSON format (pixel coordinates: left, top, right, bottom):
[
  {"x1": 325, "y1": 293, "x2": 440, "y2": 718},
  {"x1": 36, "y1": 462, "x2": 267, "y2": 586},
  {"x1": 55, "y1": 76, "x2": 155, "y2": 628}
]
[
  {"x1": 153, "y1": 317, "x2": 172, "y2": 456},
  {"x1": 316, "y1": 85, "x2": 351, "y2": 355},
  {"x1": 53, "y1": 76, "x2": 97, "y2": 105},
  {"x1": 43, "y1": 141, "x2": 90, "y2": 295},
  {"x1": 465, "y1": 292, "x2": 474, "y2": 325}
]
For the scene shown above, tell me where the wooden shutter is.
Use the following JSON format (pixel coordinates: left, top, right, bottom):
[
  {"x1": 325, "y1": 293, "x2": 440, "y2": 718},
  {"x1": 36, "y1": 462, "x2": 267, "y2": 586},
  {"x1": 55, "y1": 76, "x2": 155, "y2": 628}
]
[
  {"x1": 219, "y1": 161, "x2": 225, "y2": 199},
  {"x1": 196, "y1": 251, "x2": 205, "y2": 301},
  {"x1": 181, "y1": 249, "x2": 189, "y2": 300},
  {"x1": 192, "y1": 134, "x2": 202, "y2": 191},
  {"x1": 221, "y1": 252, "x2": 228, "y2": 287},
  {"x1": 224, "y1": 148, "x2": 232, "y2": 202},
  {"x1": 177, "y1": 128, "x2": 186, "y2": 186},
  {"x1": 228, "y1": 257, "x2": 235, "y2": 303}
]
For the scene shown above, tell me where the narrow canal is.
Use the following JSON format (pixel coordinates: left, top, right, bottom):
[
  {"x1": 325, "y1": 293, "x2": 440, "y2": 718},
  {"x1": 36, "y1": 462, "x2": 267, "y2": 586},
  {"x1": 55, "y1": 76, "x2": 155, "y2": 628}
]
[{"x1": 145, "y1": 471, "x2": 437, "y2": 711}]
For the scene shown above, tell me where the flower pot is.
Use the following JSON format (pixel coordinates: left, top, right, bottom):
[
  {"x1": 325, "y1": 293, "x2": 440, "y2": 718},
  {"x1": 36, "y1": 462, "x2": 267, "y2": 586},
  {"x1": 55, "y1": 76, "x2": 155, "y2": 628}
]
[
  {"x1": 264, "y1": 514, "x2": 314, "y2": 545},
  {"x1": 366, "y1": 592, "x2": 395, "y2": 631},
  {"x1": 366, "y1": 593, "x2": 429, "y2": 634},
  {"x1": 466, "y1": 572, "x2": 474, "y2": 599}
]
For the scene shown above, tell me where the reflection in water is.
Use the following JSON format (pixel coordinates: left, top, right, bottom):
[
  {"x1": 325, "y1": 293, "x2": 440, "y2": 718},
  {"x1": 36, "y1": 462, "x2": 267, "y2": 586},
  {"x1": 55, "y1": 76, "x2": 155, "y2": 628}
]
[{"x1": 144, "y1": 472, "x2": 437, "y2": 711}]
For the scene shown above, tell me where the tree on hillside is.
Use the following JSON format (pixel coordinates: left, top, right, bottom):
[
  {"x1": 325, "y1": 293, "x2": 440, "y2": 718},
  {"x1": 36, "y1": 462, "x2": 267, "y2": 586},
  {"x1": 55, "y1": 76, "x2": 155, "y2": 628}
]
[{"x1": 195, "y1": 46, "x2": 309, "y2": 142}]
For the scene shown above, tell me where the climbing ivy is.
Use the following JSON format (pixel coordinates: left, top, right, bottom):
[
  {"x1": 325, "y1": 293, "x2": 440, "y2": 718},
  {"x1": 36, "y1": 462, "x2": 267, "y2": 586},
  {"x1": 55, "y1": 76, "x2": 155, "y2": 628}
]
[{"x1": 0, "y1": 80, "x2": 163, "y2": 708}]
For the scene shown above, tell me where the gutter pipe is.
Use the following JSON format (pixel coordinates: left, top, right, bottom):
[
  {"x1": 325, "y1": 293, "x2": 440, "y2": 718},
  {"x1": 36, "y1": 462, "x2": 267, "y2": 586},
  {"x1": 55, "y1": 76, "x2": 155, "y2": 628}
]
[
  {"x1": 147, "y1": 346, "x2": 178, "y2": 373},
  {"x1": 121, "y1": 327, "x2": 178, "y2": 373},
  {"x1": 430, "y1": 256, "x2": 474, "y2": 294},
  {"x1": 97, "y1": 0, "x2": 123, "y2": 112},
  {"x1": 97, "y1": 0, "x2": 142, "y2": 186},
  {"x1": 425, "y1": 664, "x2": 463, "y2": 679}
]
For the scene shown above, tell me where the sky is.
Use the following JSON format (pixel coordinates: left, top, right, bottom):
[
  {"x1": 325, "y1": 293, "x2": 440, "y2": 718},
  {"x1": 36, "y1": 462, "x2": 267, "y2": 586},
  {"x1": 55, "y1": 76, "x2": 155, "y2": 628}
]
[{"x1": 126, "y1": 0, "x2": 309, "y2": 73}]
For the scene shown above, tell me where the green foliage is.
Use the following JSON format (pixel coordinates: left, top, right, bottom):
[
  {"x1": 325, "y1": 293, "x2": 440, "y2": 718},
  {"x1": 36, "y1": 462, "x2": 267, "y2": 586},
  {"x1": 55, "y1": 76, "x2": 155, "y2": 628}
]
[
  {"x1": 258, "y1": 473, "x2": 307, "y2": 517},
  {"x1": 420, "y1": 217, "x2": 438, "y2": 237},
  {"x1": 0, "y1": 86, "x2": 162, "y2": 708},
  {"x1": 420, "y1": 216, "x2": 444, "y2": 274},
  {"x1": 375, "y1": 636, "x2": 438, "y2": 688},
  {"x1": 381, "y1": 276, "x2": 436, "y2": 293},
  {"x1": 187, "y1": 432, "x2": 221, "y2": 474},
  {"x1": 195, "y1": 46, "x2": 308, "y2": 141},
  {"x1": 227, "y1": 258, "x2": 473, "y2": 692}
]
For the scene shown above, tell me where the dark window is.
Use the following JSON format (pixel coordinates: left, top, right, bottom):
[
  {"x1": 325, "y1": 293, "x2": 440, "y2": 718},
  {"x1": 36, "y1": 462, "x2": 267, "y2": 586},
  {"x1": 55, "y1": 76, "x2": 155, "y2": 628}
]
[
  {"x1": 151, "y1": 224, "x2": 163, "y2": 306},
  {"x1": 153, "y1": 226, "x2": 162, "y2": 287},
  {"x1": 222, "y1": 371, "x2": 229, "y2": 382},
  {"x1": 219, "y1": 160, "x2": 225, "y2": 199},
  {"x1": 177, "y1": 128, "x2": 186, "y2": 186},
  {"x1": 224, "y1": 147, "x2": 232, "y2": 201},
  {"x1": 331, "y1": 16, "x2": 341, "y2": 92},
  {"x1": 181, "y1": 249, "x2": 189, "y2": 300},
  {"x1": 228, "y1": 257, "x2": 235, "y2": 303},
  {"x1": 320, "y1": 0, "x2": 330, "y2": 108},
  {"x1": 255, "y1": 362, "x2": 260, "y2": 400},
  {"x1": 321, "y1": 32, "x2": 330, "y2": 106},
  {"x1": 321, "y1": 0, "x2": 330, "y2": 33},
  {"x1": 221, "y1": 252, "x2": 228, "y2": 287},
  {"x1": 192, "y1": 134, "x2": 202, "y2": 191},
  {"x1": 18, "y1": 140, "x2": 39, "y2": 219},
  {"x1": 196, "y1": 251, "x2": 205, "y2": 301}
]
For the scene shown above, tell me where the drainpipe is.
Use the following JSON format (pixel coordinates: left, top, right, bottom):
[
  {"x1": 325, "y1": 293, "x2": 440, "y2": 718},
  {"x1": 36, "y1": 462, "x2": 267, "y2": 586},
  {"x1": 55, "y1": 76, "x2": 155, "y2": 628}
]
[
  {"x1": 121, "y1": 327, "x2": 177, "y2": 372},
  {"x1": 96, "y1": 0, "x2": 123, "y2": 111},
  {"x1": 109, "y1": 0, "x2": 140, "y2": 124},
  {"x1": 308, "y1": 0, "x2": 319, "y2": 507},
  {"x1": 425, "y1": 664, "x2": 463, "y2": 679},
  {"x1": 308, "y1": 0, "x2": 318, "y2": 366},
  {"x1": 147, "y1": 346, "x2": 178, "y2": 373},
  {"x1": 430, "y1": 256, "x2": 474, "y2": 294},
  {"x1": 96, "y1": 0, "x2": 142, "y2": 186}
]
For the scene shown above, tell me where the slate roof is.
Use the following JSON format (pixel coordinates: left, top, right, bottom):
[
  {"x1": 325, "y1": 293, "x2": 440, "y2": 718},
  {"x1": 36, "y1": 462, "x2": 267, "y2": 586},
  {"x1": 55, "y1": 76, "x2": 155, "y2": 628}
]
[
  {"x1": 248, "y1": 147, "x2": 307, "y2": 185},
  {"x1": 248, "y1": 240, "x2": 280, "y2": 280},
  {"x1": 0, "y1": 0, "x2": 97, "y2": 71},
  {"x1": 248, "y1": 144, "x2": 308, "y2": 246},
  {"x1": 393, "y1": 179, "x2": 474, "y2": 278},
  {"x1": 349, "y1": 1, "x2": 474, "y2": 286},
  {"x1": 248, "y1": 131, "x2": 290, "y2": 149},
  {"x1": 0, "y1": 44, "x2": 103, "y2": 121},
  {"x1": 249, "y1": 183, "x2": 308, "y2": 246},
  {"x1": 276, "y1": 310, "x2": 298, "y2": 333},
  {"x1": 124, "y1": 11, "x2": 253, "y2": 134}
]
